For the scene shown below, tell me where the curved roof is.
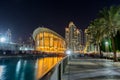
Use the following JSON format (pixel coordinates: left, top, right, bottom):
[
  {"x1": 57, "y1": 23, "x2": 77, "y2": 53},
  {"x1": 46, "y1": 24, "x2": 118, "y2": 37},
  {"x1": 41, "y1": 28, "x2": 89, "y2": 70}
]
[{"x1": 33, "y1": 27, "x2": 65, "y2": 40}]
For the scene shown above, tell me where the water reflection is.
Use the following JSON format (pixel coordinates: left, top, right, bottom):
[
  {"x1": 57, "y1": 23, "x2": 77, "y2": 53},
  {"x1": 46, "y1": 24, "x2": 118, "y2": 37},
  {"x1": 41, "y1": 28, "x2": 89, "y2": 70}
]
[
  {"x1": 0, "y1": 57, "x2": 62, "y2": 80},
  {"x1": 36, "y1": 57, "x2": 62, "y2": 79},
  {"x1": 0, "y1": 65, "x2": 6, "y2": 80}
]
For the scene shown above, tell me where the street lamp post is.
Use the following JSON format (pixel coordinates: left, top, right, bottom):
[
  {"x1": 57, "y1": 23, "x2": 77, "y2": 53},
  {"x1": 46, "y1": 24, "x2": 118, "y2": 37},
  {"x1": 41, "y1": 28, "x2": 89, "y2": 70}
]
[
  {"x1": 105, "y1": 41, "x2": 109, "y2": 59},
  {"x1": 66, "y1": 49, "x2": 73, "y2": 62},
  {"x1": 65, "y1": 49, "x2": 73, "y2": 80}
]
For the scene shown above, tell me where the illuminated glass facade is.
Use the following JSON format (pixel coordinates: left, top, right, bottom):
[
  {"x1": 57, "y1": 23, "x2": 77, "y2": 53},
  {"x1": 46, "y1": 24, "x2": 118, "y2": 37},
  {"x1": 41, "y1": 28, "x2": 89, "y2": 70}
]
[
  {"x1": 65, "y1": 22, "x2": 83, "y2": 52},
  {"x1": 33, "y1": 27, "x2": 66, "y2": 53}
]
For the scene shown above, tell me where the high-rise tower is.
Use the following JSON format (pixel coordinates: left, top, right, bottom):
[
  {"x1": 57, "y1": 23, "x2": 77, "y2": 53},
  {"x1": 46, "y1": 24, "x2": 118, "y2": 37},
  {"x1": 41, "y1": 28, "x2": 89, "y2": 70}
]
[
  {"x1": 6, "y1": 29, "x2": 12, "y2": 43},
  {"x1": 65, "y1": 22, "x2": 83, "y2": 52}
]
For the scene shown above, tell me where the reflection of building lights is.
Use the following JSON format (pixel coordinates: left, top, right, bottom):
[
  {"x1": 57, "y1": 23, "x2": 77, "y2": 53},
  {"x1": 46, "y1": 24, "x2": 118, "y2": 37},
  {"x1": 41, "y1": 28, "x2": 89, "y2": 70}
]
[
  {"x1": 16, "y1": 60, "x2": 21, "y2": 73},
  {"x1": 0, "y1": 66, "x2": 6, "y2": 79}
]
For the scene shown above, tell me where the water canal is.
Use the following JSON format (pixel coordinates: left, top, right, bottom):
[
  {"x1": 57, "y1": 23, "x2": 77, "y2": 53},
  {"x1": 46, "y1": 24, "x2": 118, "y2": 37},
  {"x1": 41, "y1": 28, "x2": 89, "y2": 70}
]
[{"x1": 0, "y1": 57, "x2": 62, "y2": 80}]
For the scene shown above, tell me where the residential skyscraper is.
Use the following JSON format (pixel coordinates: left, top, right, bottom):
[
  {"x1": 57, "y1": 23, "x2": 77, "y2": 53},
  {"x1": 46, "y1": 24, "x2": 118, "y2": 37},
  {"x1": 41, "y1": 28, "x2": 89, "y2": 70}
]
[{"x1": 65, "y1": 22, "x2": 83, "y2": 52}]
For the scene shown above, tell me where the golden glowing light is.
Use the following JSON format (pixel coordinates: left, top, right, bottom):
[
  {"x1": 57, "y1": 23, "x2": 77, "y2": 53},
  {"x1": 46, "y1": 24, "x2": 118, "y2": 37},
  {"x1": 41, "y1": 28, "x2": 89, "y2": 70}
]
[
  {"x1": 33, "y1": 27, "x2": 66, "y2": 54},
  {"x1": 36, "y1": 57, "x2": 62, "y2": 79}
]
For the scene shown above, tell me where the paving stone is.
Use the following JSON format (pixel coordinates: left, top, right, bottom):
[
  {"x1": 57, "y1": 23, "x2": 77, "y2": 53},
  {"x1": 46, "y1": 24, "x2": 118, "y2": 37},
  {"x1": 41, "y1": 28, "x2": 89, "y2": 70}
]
[{"x1": 62, "y1": 58, "x2": 120, "y2": 80}]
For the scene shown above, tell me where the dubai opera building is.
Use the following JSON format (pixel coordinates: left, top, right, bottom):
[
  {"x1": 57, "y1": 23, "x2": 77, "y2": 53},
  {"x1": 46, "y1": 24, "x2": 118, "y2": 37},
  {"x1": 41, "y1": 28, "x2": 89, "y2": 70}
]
[{"x1": 33, "y1": 27, "x2": 66, "y2": 53}]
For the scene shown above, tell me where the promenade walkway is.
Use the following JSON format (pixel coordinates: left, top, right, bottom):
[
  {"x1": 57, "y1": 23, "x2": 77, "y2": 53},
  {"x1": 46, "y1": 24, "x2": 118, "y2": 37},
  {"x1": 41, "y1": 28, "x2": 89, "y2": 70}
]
[{"x1": 62, "y1": 57, "x2": 120, "y2": 80}]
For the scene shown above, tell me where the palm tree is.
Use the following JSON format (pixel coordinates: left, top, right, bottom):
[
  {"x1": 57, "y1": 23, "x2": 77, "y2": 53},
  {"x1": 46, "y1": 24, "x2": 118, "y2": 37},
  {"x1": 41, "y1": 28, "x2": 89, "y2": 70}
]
[
  {"x1": 99, "y1": 6, "x2": 120, "y2": 61},
  {"x1": 87, "y1": 18, "x2": 105, "y2": 57}
]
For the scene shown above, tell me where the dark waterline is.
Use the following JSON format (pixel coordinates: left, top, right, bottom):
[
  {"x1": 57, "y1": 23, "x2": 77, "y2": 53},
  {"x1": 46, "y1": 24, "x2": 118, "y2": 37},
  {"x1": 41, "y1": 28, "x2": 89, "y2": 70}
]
[{"x1": 0, "y1": 57, "x2": 62, "y2": 80}]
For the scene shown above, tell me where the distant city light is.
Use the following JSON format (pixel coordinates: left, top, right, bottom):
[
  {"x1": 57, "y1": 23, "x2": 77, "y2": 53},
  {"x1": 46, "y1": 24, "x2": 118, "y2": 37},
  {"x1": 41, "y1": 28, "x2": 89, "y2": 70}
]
[
  {"x1": 19, "y1": 47, "x2": 34, "y2": 51},
  {"x1": 0, "y1": 37, "x2": 6, "y2": 43},
  {"x1": 25, "y1": 48, "x2": 28, "y2": 51}
]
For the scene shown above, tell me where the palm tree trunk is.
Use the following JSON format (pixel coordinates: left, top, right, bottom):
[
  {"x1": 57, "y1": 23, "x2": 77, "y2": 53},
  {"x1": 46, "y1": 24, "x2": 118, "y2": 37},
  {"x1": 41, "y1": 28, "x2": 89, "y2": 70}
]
[
  {"x1": 98, "y1": 43, "x2": 103, "y2": 58},
  {"x1": 111, "y1": 35, "x2": 117, "y2": 62}
]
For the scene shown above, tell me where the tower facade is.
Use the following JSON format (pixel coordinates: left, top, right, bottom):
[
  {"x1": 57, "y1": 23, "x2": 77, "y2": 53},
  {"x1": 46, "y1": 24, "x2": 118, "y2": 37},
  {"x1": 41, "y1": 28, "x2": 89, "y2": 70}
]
[
  {"x1": 6, "y1": 29, "x2": 12, "y2": 43},
  {"x1": 65, "y1": 22, "x2": 83, "y2": 52}
]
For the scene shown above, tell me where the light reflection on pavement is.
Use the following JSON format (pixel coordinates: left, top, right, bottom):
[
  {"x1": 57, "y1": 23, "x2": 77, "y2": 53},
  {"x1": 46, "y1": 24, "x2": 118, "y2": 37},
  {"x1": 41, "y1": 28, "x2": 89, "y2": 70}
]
[{"x1": 62, "y1": 58, "x2": 120, "y2": 80}]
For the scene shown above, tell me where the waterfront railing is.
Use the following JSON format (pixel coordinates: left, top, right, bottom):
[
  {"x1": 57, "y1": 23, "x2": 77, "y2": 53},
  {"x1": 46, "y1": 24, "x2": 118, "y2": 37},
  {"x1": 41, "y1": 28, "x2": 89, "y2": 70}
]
[{"x1": 40, "y1": 56, "x2": 68, "y2": 80}]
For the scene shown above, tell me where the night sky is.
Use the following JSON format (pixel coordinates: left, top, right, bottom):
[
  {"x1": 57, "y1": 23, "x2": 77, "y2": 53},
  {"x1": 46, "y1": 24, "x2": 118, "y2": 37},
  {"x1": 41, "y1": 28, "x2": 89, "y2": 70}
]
[{"x1": 0, "y1": 0, "x2": 120, "y2": 42}]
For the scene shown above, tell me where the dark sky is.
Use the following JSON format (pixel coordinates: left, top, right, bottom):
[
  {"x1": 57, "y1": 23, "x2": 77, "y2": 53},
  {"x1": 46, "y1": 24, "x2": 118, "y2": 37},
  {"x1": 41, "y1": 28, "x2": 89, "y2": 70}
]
[{"x1": 0, "y1": 0, "x2": 120, "y2": 42}]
